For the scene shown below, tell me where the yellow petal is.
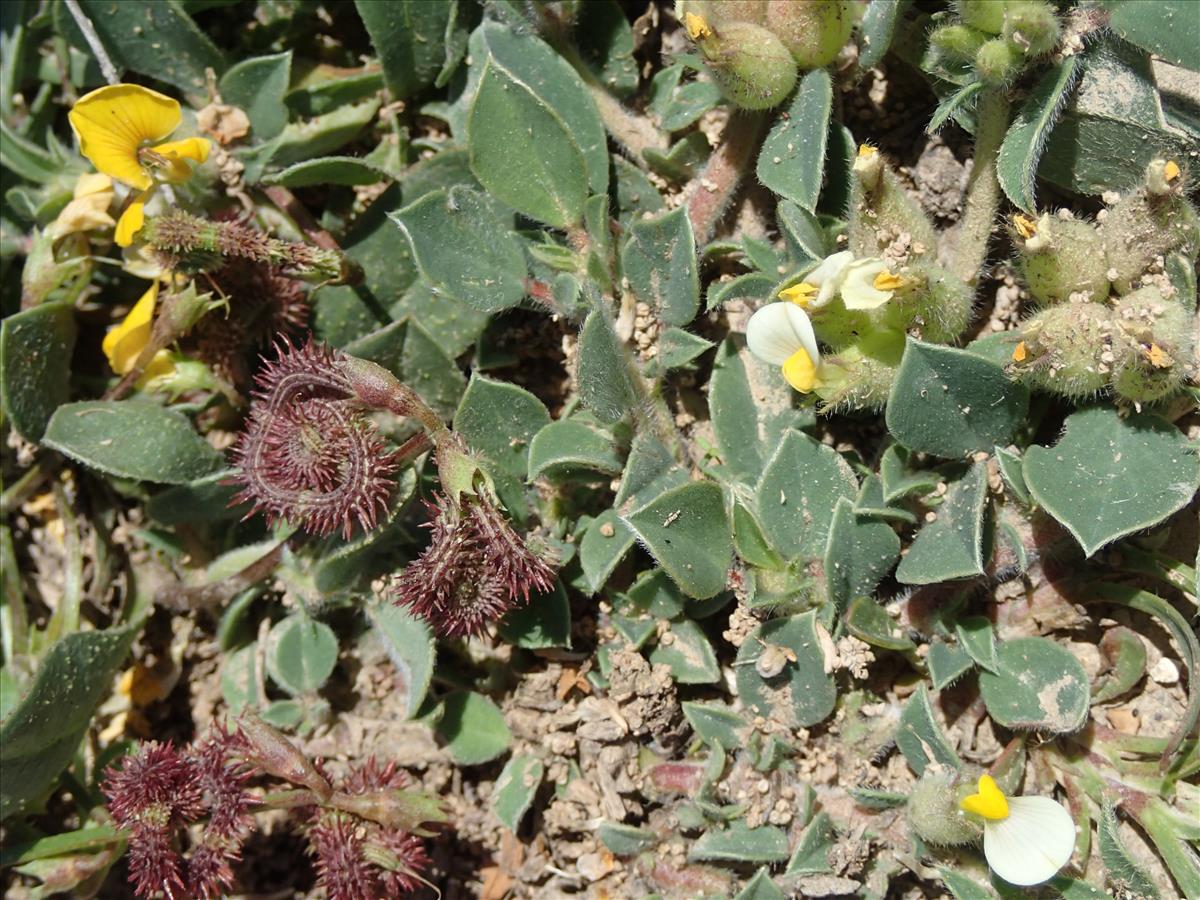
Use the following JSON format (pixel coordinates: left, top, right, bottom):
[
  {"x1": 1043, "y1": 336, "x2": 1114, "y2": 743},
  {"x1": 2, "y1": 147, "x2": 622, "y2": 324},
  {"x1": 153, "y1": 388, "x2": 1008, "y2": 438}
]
[
  {"x1": 1012, "y1": 214, "x2": 1038, "y2": 239},
  {"x1": 779, "y1": 282, "x2": 818, "y2": 308},
  {"x1": 961, "y1": 774, "x2": 1009, "y2": 821},
  {"x1": 114, "y1": 197, "x2": 147, "y2": 247},
  {"x1": 1164, "y1": 160, "x2": 1181, "y2": 183},
  {"x1": 857, "y1": 143, "x2": 877, "y2": 158},
  {"x1": 51, "y1": 194, "x2": 116, "y2": 238},
  {"x1": 135, "y1": 350, "x2": 177, "y2": 388},
  {"x1": 68, "y1": 84, "x2": 181, "y2": 190},
  {"x1": 103, "y1": 281, "x2": 159, "y2": 375},
  {"x1": 150, "y1": 137, "x2": 212, "y2": 182},
  {"x1": 872, "y1": 270, "x2": 905, "y2": 292},
  {"x1": 1012, "y1": 340, "x2": 1027, "y2": 363},
  {"x1": 683, "y1": 11, "x2": 713, "y2": 40},
  {"x1": 74, "y1": 172, "x2": 114, "y2": 198},
  {"x1": 781, "y1": 347, "x2": 819, "y2": 393},
  {"x1": 1145, "y1": 343, "x2": 1173, "y2": 368}
]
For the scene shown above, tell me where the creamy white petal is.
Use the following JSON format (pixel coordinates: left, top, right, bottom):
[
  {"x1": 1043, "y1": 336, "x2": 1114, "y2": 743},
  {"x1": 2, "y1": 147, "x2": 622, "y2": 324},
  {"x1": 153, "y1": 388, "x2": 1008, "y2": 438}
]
[
  {"x1": 842, "y1": 258, "x2": 895, "y2": 310},
  {"x1": 983, "y1": 796, "x2": 1076, "y2": 886},
  {"x1": 746, "y1": 302, "x2": 819, "y2": 367},
  {"x1": 806, "y1": 250, "x2": 855, "y2": 286}
]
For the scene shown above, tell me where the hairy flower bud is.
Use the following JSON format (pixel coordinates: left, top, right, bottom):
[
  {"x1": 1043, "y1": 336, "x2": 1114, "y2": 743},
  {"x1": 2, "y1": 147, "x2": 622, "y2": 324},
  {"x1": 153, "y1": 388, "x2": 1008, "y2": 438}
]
[
  {"x1": 688, "y1": 17, "x2": 798, "y2": 110},
  {"x1": 880, "y1": 261, "x2": 974, "y2": 343},
  {"x1": 1110, "y1": 287, "x2": 1195, "y2": 403},
  {"x1": 929, "y1": 23, "x2": 989, "y2": 60},
  {"x1": 1101, "y1": 162, "x2": 1200, "y2": 294},
  {"x1": 909, "y1": 770, "x2": 981, "y2": 846},
  {"x1": 1002, "y1": 0, "x2": 1060, "y2": 58},
  {"x1": 1013, "y1": 302, "x2": 1116, "y2": 398},
  {"x1": 1015, "y1": 212, "x2": 1111, "y2": 306},
  {"x1": 764, "y1": 0, "x2": 854, "y2": 69},
  {"x1": 975, "y1": 37, "x2": 1025, "y2": 85},
  {"x1": 956, "y1": 0, "x2": 1005, "y2": 34},
  {"x1": 848, "y1": 148, "x2": 937, "y2": 264},
  {"x1": 678, "y1": 0, "x2": 766, "y2": 26}
]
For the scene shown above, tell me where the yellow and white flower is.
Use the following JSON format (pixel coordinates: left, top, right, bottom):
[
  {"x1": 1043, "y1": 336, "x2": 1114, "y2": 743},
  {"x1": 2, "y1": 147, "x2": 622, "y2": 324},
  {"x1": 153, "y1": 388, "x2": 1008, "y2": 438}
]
[
  {"x1": 960, "y1": 774, "x2": 1075, "y2": 887},
  {"x1": 778, "y1": 250, "x2": 854, "y2": 310},
  {"x1": 746, "y1": 301, "x2": 823, "y2": 393},
  {"x1": 841, "y1": 257, "x2": 905, "y2": 310},
  {"x1": 68, "y1": 84, "x2": 210, "y2": 248}
]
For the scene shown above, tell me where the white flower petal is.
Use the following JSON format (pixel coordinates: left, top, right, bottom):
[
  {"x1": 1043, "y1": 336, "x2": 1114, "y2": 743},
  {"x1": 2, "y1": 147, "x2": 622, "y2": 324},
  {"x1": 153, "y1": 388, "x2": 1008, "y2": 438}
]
[
  {"x1": 983, "y1": 796, "x2": 1076, "y2": 886},
  {"x1": 746, "y1": 302, "x2": 819, "y2": 367},
  {"x1": 842, "y1": 258, "x2": 894, "y2": 310},
  {"x1": 806, "y1": 250, "x2": 855, "y2": 286}
]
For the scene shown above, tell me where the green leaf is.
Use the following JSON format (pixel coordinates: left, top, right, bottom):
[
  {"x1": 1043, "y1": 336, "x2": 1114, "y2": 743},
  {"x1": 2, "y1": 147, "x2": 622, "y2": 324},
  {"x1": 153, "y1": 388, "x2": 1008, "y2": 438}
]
[
  {"x1": 824, "y1": 497, "x2": 901, "y2": 609},
  {"x1": 391, "y1": 186, "x2": 527, "y2": 314},
  {"x1": 60, "y1": 0, "x2": 224, "y2": 94},
  {"x1": 0, "y1": 623, "x2": 138, "y2": 819},
  {"x1": 436, "y1": 691, "x2": 511, "y2": 766},
  {"x1": 757, "y1": 69, "x2": 833, "y2": 211},
  {"x1": 219, "y1": 51, "x2": 291, "y2": 140},
  {"x1": 928, "y1": 80, "x2": 983, "y2": 135},
  {"x1": 652, "y1": 327, "x2": 713, "y2": 373},
  {"x1": 1098, "y1": 802, "x2": 1160, "y2": 900},
  {"x1": 366, "y1": 602, "x2": 435, "y2": 719},
  {"x1": 0, "y1": 302, "x2": 76, "y2": 442},
  {"x1": 498, "y1": 581, "x2": 571, "y2": 649},
  {"x1": 955, "y1": 616, "x2": 1000, "y2": 673},
  {"x1": 263, "y1": 156, "x2": 388, "y2": 187},
  {"x1": 1093, "y1": 626, "x2": 1147, "y2": 703},
  {"x1": 649, "y1": 64, "x2": 722, "y2": 132},
  {"x1": 785, "y1": 811, "x2": 835, "y2": 875},
  {"x1": 853, "y1": 474, "x2": 917, "y2": 524},
  {"x1": 147, "y1": 472, "x2": 246, "y2": 525},
  {"x1": 454, "y1": 374, "x2": 550, "y2": 510},
  {"x1": 575, "y1": 0, "x2": 639, "y2": 98},
  {"x1": 43, "y1": 401, "x2": 224, "y2": 484},
  {"x1": 468, "y1": 58, "x2": 587, "y2": 228},
  {"x1": 756, "y1": 430, "x2": 858, "y2": 560},
  {"x1": 857, "y1": 0, "x2": 905, "y2": 71},
  {"x1": 1023, "y1": 407, "x2": 1200, "y2": 557},
  {"x1": 690, "y1": 823, "x2": 790, "y2": 864},
  {"x1": 492, "y1": 755, "x2": 544, "y2": 832},
  {"x1": 220, "y1": 643, "x2": 262, "y2": 715},
  {"x1": 400, "y1": 319, "x2": 467, "y2": 420},
  {"x1": 1103, "y1": 0, "x2": 1199, "y2": 71},
  {"x1": 265, "y1": 614, "x2": 338, "y2": 695},
  {"x1": 598, "y1": 822, "x2": 657, "y2": 856},
  {"x1": 527, "y1": 420, "x2": 622, "y2": 481},
  {"x1": 620, "y1": 206, "x2": 700, "y2": 326},
  {"x1": 392, "y1": 280, "x2": 488, "y2": 360},
  {"x1": 0, "y1": 121, "x2": 60, "y2": 184},
  {"x1": 268, "y1": 98, "x2": 381, "y2": 168},
  {"x1": 879, "y1": 444, "x2": 940, "y2": 502},
  {"x1": 994, "y1": 446, "x2": 1030, "y2": 505},
  {"x1": 997, "y1": 58, "x2": 1080, "y2": 213},
  {"x1": 623, "y1": 481, "x2": 732, "y2": 599},
  {"x1": 681, "y1": 701, "x2": 746, "y2": 751},
  {"x1": 927, "y1": 641, "x2": 975, "y2": 690},
  {"x1": 577, "y1": 309, "x2": 638, "y2": 424},
  {"x1": 978, "y1": 637, "x2": 1090, "y2": 733},
  {"x1": 643, "y1": 132, "x2": 710, "y2": 183},
  {"x1": 886, "y1": 339, "x2": 1029, "y2": 458},
  {"x1": 845, "y1": 596, "x2": 916, "y2": 652},
  {"x1": 578, "y1": 510, "x2": 636, "y2": 594},
  {"x1": 938, "y1": 867, "x2": 997, "y2": 900},
  {"x1": 895, "y1": 462, "x2": 989, "y2": 585},
  {"x1": 777, "y1": 200, "x2": 828, "y2": 264},
  {"x1": 649, "y1": 619, "x2": 721, "y2": 684},
  {"x1": 736, "y1": 612, "x2": 837, "y2": 729},
  {"x1": 355, "y1": 0, "x2": 459, "y2": 100},
  {"x1": 734, "y1": 868, "x2": 786, "y2": 900},
  {"x1": 896, "y1": 686, "x2": 962, "y2": 776}
]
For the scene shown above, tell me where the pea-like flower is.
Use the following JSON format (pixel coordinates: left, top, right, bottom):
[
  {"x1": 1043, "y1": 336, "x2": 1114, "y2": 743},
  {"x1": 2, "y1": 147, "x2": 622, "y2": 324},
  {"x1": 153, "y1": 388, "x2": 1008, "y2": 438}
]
[
  {"x1": 50, "y1": 172, "x2": 115, "y2": 239},
  {"x1": 68, "y1": 84, "x2": 210, "y2": 248},
  {"x1": 777, "y1": 250, "x2": 854, "y2": 309},
  {"x1": 102, "y1": 281, "x2": 176, "y2": 383},
  {"x1": 841, "y1": 258, "x2": 905, "y2": 310},
  {"x1": 959, "y1": 774, "x2": 1075, "y2": 886},
  {"x1": 745, "y1": 301, "x2": 823, "y2": 393}
]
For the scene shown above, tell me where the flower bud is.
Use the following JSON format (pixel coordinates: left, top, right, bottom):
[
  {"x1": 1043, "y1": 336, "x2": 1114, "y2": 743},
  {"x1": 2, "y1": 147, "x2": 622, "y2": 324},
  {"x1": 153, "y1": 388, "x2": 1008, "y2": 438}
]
[
  {"x1": 848, "y1": 148, "x2": 938, "y2": 264},
  {"x1": 1101, "y1": 165, "x2": 1200, "y2": 294},
  {"x1": 1002, "y1": 0, "x2": 1060, "y2": 58},
  {"x1": 956, "y1": 0, "x2": 1005, "y2": 34},
  {"x1": 764, "y1": 0, "x2": 854, "y2": 69},
  {"x1": 1110, "y1": 287, "x2": 1195, "y2": 403},
  {"x1": 881, "y1": 261, "x2": 974, "y2": 343},
  {"x1": 975, "y1": 37, "x2": 1025, "y2": 85},
  {"x1": 814, "y1": 329, "x2": 905, "y2": 412},
  {"x1": 1014, "y1": 302, "x2": 1116, "y2": 399},
  {"x1": 909, "y1": 770, "x2": 982, "y2": 846},
  {"x1": 691, "y1": 19, "x2": 798, "y2": 109},
  {"x1": 929, "y1": 23, "x2": 989, "y2": 60},
  {"x1": 1015, "y1": 212, "x2": 1110, "y2": 306}
]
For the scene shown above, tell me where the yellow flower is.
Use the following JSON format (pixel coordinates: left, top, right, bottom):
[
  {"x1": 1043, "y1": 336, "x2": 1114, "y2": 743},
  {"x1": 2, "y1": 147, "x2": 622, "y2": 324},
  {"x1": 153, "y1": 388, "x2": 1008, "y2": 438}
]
[
  {"x1": 68, "y1": 84, "x2": 210, "y2": 247},
  {"x1": 50, "y1": 172, "x2": 116, "y2": 238},
  {"x1": 102, "y1": 281, "x2": 175, "y2": 382}
]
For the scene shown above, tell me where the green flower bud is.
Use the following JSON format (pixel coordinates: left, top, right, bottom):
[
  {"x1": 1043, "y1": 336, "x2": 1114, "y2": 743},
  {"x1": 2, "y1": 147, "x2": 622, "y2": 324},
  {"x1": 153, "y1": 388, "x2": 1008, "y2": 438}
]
[
  {"x1": 848, "y1": 146, "x2": 938, "y2": 263},
  {"x1": 1110, "y1": 287, "x2": 1195, "y2": 403},
  {"x1": 881, "y1": 261, "x2": 974, "y2": 343},
  {"x1": 764, "y1": 0, "x2": 854, "y2": 69},
  {"x1": 689, "y1": 17, "x2": 798, "y2": 110},
  {"x1": 909, "y1": 770, "x2": 981, "y2": 847},
  {"x1": 1002, "y1": 0, "x2": 1060, "y2": 58},
  {"x1": 975, "y1": 37, "x2": 1025, "y2": 85},
  {"x1": 929, "y1": 23, "x2": 989, "y2": 60},
  {"x1": 1101, "y1": 162, "x2": 1200, "y2": 294},
  {"x1": 1014, "y1": 302, "x2": 1117, "y2": 399},
  {"x1": 814, "y1": 329, "x2": 905, "y2": 412},
  {"x1": 956, "y1": 0, "x2": 1006, "y2": 34},
  {"x1": 1014, "y1": 212, "x2": 1111, "y2": 306}
]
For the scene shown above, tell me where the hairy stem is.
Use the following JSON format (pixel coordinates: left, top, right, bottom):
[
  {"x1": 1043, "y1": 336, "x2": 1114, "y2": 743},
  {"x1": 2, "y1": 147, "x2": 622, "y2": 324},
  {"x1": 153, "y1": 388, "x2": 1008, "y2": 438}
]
[
  {"x1": 63, "y1": 0, "x2": 119, "y2": 85},
  {"x1": 685, "y1": 110, "x2": 769, "y2": 243},
  {"x1": 951, "y1": 88, "x2": 1010, "y2": 284}
]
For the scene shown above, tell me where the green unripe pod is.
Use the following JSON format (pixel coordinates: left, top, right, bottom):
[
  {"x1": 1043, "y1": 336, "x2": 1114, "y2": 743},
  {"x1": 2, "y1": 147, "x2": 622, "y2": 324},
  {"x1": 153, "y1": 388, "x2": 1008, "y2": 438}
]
[
  {"x1": 908, "y1": 770, "x2": 981, "y2": 847},
  {"x1": 848, "y1": 146, "x2": 938, "y2": 263},
  {"x1": 929, "y1": 23, "x2": 989, "y2": 60},
  {"x1": 881, "y1": 261, "x2": 974, "y2": 342},
  {"x1": 1101, "y1": 161, "x2": 1200, "y2": 294},
  {"x1": 1016, "y1": 302, "x2": 1117, "y2": 399},
  {"x1": 975, "y1": 37, "x2": 1025, "y2": 85},
  {"x1": 689, "y1": 17, "x2": 798, "y2": 110},
  {"x1": 1014, "y1": 212, "x2": 1111, "y2": 306},
  {"x1": 956, "y1": 0, "x2": 1005, "y2": 34},
  {"x1": 1110, "y1": 287, "x2": 1195, "y2": 403},
  {"x1": 1002, "y1": 0, "x2": 1060, "y2": 58},
  {"x1": 764, "y1": 0, "x2": 854, "y2": 69}
]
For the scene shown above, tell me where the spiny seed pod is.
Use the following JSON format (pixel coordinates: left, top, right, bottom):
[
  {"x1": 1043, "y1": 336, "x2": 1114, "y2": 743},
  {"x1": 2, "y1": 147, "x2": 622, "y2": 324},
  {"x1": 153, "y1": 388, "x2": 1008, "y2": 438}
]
[
  {"x1": 929, "y1": 23, "x2": 989, "y2": 61},
  {"x1": 1013, "y1": 302, "x2": 1116, "y2": 398},
  {"x1": 764, "y1": 0, "x2": 854, "y2": 69},
  {"x1": 908, "y1": 770, "x2": 981, "y2": 846},
  {"x1": 686, "y1": 14, "x2": 798, "y2": 110},
  {"x1": 1013, "y1": 212, "x2": 1111, "y2": 306},
  {"x1": 881, "y1": 261, "x2": 974, "y2": 343},
  {"x1": 1002, "y1": 0, "x2": 1060, "y2": 58},
  {"x1": 848, "y1": 146, "x2": 938, "y2": 263},
  {"x1": 975, "y1": 37, "x2": 1025, "y2": 85},
  {"x1": 1110, "y1": 287, "x2": 1195, "y2": 403},
  {"x1": 956, "y1": 0, "x2": 1005, "y2": 34},
  {"x1": 1101, "y1": 161, "x2": 1200, "y2": 294}
]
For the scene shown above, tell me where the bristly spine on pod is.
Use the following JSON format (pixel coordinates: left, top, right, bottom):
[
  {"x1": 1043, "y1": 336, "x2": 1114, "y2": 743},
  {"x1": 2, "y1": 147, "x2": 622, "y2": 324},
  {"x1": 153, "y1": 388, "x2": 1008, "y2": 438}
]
[{"x1": 230, "y1": 337, "x2": 401, "y2": 540}]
